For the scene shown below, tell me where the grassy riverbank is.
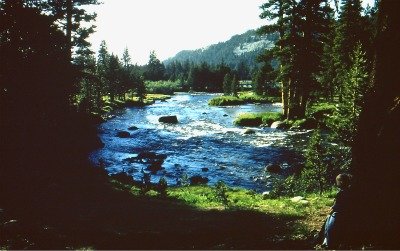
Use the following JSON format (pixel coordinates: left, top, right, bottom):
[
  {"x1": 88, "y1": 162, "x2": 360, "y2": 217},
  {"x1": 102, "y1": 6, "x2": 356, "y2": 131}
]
[
  {"x1": 208, "y1": 92, "x2": 280, "y2": 106},
  {"x1": 92, "y1": 93, "x2": 171, "y2": 119},
  {"x1": 1, "y1": 164, "x2": 332, "y2": 249},
  {"x1": 234, "y1": 112, "x2": 283, "y2": 127},
  {"x1": 234, "y1": 102, "x2": 336, "y2": 128}
]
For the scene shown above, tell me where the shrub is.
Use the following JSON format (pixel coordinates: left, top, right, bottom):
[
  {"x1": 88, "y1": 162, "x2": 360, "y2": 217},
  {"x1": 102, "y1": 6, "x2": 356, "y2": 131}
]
[
  {"x1": 157, "y1": 177, "x2": 168, "y2": 197},
  {"x1": 215, "y1": 181, "x2": 230, "y2": 209}
]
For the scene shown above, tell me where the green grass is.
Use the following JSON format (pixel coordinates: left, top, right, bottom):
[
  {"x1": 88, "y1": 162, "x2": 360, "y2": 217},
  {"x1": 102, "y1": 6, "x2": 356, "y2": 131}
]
[
  {"x1": 209, "y1": 92, "x2": 280, "y2": 106},
  {"x1": 234, "y1": 112, "x2": 283, "y2": 127},
  {"x1": 110, "y1": 178, "x2": 333, "y2": 243}
]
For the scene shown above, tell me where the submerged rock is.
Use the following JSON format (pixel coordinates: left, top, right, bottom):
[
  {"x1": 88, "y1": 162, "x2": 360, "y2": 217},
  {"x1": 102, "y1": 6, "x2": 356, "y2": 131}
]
[
  {"x1": 201, "y1": 167, "x2": 209, "y2": 172},
  {"x1": 189, "y1": 175, "x2": 209, "y2": 185},
  {"x1": 128, "y1": 125, "x2": 139, "y2": 131},
  {"x1": 124, "y1": 151, "x2": 167, "y2": 165},
  {"x1": 147, "y1": 161, "x2": 164, "y2": 173},
  {"x1": 265, "y1": 163, "x2": 282, "y2": 173},
  {"x1": 159, "y1": 115, "x2": 178, "y2": 124},
  {"x1": 243, "y1": 129, "x2": 256, "y2": 135},
  {"x1": 116, "y1": 131, "x2": 130, "y2": 138}
]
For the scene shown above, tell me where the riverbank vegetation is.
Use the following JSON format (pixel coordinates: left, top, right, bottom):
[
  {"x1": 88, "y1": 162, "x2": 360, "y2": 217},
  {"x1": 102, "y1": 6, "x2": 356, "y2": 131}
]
[
  {"x1": 234, "y1": 111, "x2": 283, "y2": 127},
  {"x1": 208, "y1": 92, "x2": 280, "y2": 106}
]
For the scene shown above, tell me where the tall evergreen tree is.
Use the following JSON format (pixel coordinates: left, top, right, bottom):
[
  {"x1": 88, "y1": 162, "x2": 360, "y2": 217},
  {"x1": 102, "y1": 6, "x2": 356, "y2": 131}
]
[
  {"x1": 144, "y1": 51, "x2": 165, "y2": 81},
  {"x1": 259, "y1": 0, "x2": 293, "y2": 117},
  {"x1": 223, "y1": 73, "x2": 233, "y2": 95},
  {"x1": 259, "y1": 0, "x2": 332, "y2": 118},
  {"x1": 333, "y1": 0, "x2": 365, "y2": 101},
  {"x1": 231, "y1": 75, "x2": 239, "y2": 97},
  {"x1": 106, "y1": 54, "x2": 121, "y2": 101},
  {"x1": 330, "y1": 43, "x2": 370, "y2": 147},
  {"x1": 45, "y1": 0, "x2": 99, "y2": 61}
]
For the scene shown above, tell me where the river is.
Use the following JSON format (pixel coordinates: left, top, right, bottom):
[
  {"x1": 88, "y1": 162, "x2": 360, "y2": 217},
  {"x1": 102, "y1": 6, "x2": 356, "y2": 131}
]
[{"x1": 90, "y1": 93, "x2": 311, "y2": 192}]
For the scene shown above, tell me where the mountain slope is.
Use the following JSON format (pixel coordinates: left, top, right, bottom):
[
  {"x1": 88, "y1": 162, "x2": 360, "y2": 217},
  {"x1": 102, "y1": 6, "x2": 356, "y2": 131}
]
[{"x1": 164, "y1": 30, "x2": 277, "y2": 69}]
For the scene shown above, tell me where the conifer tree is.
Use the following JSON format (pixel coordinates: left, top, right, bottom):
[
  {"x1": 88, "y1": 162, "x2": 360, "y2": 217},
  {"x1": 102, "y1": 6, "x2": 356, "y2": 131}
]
[
  {"x1": 144, "y1": 51, "x2": 165, "y2": 81},
  {"x1": 331, "y1": 43, "x2": 370, "y2": 146},
  {"x1": 223, "y1": 73, "x2": 233, "y2": 95},
  {"x1": 231, "y1": 75, "x2": 240, "y2": 97},
  {"x1": 333, "y1": 0, "x2": 365, "y2": 101}
]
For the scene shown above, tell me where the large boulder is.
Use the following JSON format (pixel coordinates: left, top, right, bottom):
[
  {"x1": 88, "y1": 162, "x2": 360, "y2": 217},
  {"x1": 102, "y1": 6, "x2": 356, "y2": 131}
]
[
  {"x1": 270, "y1": 121, "x2": 284, "y2": 129},
  {"x1": 265, "y1": 163, "x2": 282, "y2": 173},
  {"x1": 116, "y1": 131, "x2": 130, "y2": 138},
  {"x1": 159, "y1": 115, "x2": 178, "y2": 124}
]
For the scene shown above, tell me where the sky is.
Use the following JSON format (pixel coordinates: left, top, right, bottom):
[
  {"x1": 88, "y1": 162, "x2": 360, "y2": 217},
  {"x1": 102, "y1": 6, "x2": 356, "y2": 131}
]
[
  {"x1": 87, "y1": 0, "x2": 266, "y2": 65},
  {"x1": 87, "y1": 0, "x2": 375, "y2": 66}
]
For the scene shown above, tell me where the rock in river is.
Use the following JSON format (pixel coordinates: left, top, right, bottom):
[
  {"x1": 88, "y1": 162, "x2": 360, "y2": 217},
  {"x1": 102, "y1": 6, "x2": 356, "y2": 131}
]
[
  {"x1": 189, "y1": 175, "x2": 209, "y2": 185},
  {"x1": 159, "y1": 115, "x2": 178, "y2": 124},
  {"x1": 128, "y1": 125, "x2": 139, "y2": 131},
  {"x1": 116, "y1": 131, "x2": 130, "y2": 138},
  {"x1": 265, "y1": 163, "x2": 282, "y2": 173},
  {"x1": 243, "y1": 129, "x2": 256, "y2": 135},
  {"x1": 270, "y1": 121, "x2": 284, "y2": 129}
]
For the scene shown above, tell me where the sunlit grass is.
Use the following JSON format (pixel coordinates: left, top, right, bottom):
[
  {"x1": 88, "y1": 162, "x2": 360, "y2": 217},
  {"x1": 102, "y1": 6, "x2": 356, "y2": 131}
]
[
  {"x1": 208, "y1": 92, "x2": 280, "y2": 106},
  {"x1": 234, "y1": 112, "x2": 283, "y2": 127}
]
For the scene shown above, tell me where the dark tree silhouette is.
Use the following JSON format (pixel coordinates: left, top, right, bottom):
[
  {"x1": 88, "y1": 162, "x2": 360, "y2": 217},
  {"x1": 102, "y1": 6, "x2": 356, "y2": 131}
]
[{"x1": 350, "y1": 0, "x2": 400, "y2": 248}]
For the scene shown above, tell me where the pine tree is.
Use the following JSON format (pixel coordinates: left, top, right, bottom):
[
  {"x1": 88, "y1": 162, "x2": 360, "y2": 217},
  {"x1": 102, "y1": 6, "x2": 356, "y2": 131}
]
[
  {"x1": 144, "y1": 51, "x2": 165, "y2": 81},
  {"x1": 316, "y1": 14, "x2": 337, "y2": 101},
  {"x1": 302, "y1": 130, "x2": 330, "y2": 195},
  {"x1": 231, "y1": 75, "x2": 239, "y2": 97},
  {"x1": 136, "y1": 76, "x2": 146, "y2": 103},
  {"x1": 333, "y1": 0, "x2": 365, "y2": 101},
  {"x1": 223, "y1": 73, "x2": 233, "y2": 95},
  {"x1": 45, "y1": 0, "x2": 99, "y2": 61},
  {"x1": 96, "y1": 40, "x2": 109, "y2": 104},
  {"x1": 331, "y1": 43, "x2": 370, "y2": 146},
  {"x1": 106, "y1": 54, "x2": 122, "y2": 102},
  {"x1": 259, "y1": 0, "x2": 293, "y2": 117}
]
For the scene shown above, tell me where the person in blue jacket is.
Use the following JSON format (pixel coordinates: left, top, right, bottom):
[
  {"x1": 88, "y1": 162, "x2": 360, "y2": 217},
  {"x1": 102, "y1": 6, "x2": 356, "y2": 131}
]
[{"x1": 322, "y1": 173, "x2": 353, "y2": 248}]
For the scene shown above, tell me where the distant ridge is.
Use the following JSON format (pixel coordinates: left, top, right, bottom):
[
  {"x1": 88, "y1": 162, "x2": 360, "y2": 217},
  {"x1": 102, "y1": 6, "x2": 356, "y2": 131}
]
[{"x1": 164, "y1": 29, "x2": 277, "y2": 70}]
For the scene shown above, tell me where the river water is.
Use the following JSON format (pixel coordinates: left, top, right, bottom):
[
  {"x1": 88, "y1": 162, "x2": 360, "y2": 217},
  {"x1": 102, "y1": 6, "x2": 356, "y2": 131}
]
[{"x1": 90, "y1": 93, "x2": 311, "y2": 192}]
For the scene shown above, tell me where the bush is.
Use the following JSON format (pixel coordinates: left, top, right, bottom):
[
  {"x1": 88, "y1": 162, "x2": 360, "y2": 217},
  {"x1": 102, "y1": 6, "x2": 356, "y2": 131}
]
[
  {"x1": 157, "y1": 177, "x2": 168, "y2": 197},
  {"x1": 215, "y1": 181, "x2": 230, "y2": 208},
  {"x1": 270, "y1": 130, "x2": 338, "y2": 197}
]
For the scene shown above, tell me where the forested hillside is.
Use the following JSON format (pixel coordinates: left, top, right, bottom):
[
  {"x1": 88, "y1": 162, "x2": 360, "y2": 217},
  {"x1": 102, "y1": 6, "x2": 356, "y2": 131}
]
[{"x1": 164, "y1": 30, "x2": 278, "y2": 71}]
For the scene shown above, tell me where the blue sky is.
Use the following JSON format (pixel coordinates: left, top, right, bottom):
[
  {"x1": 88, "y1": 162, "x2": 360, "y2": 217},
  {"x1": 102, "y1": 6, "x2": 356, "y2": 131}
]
[{"x1": 87, "y1": 0, "x2": 375, "y2": 65}]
